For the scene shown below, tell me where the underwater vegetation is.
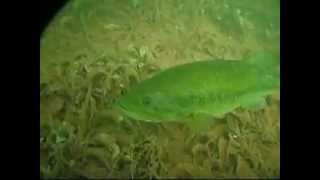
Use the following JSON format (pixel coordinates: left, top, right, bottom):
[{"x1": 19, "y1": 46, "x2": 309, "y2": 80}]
[{"x1": 40, "y1": 0, "x2": 280, "y2": 179}]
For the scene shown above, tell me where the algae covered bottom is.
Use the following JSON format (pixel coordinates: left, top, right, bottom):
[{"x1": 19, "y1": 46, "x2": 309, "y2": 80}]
[{"x1": 40, "y1": 0, "x2": 280, "y2": 178}]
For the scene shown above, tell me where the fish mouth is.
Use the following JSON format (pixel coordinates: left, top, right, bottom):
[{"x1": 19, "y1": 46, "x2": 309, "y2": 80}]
[
  {"x1": 118, "y1": 103, "x2": 128, "y2": 111},
  {"x1": 117, "y1": 108, "x2": 142, "y2": 121},
  {"x1": 115, "y1": 102, "x2": 136, "y2": 117},
  {"x1": 115, "y1": 102, "x2": 130, "y2": 114},
  {"x1": 115, "y1": 102, "x2": 153, "y2": 122}
]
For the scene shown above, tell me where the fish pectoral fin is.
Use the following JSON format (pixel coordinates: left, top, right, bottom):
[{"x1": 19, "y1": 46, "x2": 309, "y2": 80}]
[
  {"x1": 212, "y1": 112, "x2": 227, "y2": 119},
  {"x1": 184, "y1": 113, "x2": 214, "y2": 133},
  {"x1": 241, "y1": 97, "x2": 267, "y2": 110}
]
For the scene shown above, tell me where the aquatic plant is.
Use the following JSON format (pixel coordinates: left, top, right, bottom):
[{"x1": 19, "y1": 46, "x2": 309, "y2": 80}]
[{"x1": 40, "y1": 39, "x2": 161, "y2": 178}]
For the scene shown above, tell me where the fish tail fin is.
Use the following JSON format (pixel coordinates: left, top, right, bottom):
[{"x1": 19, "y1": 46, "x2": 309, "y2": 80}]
[
  {"x1": 246, "y1": 51, "x2": 280, "y2": 69},
  {"x1": 246, "y1": 52, "x2": 280, "y2": 91}
]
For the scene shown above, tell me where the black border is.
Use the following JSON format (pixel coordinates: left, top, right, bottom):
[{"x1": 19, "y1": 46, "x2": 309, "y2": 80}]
[
  {"x1": 280, "y1": 0, "x2": 316, "y2": 179},
  {"x1": 40, "y1": 0, "x2": 68, "y2": 37},
  {"x1": 39, "y1": 2, "x2": 69, "y2": 180}
]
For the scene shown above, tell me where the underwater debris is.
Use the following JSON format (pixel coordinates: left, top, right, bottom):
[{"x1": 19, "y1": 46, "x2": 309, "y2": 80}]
[{"x1": 103, "y1": 23, "x2": 122, "y2": 31}]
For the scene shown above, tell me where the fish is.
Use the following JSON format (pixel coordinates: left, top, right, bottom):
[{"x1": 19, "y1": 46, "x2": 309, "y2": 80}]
[{"x1": 114, "y1": 52, "x2": 280, "y2": 131}]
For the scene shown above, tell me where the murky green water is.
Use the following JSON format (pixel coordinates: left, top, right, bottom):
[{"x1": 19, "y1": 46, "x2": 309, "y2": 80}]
[{"x1": 40, "y1": 0, "x2": 280, "y2": 178}]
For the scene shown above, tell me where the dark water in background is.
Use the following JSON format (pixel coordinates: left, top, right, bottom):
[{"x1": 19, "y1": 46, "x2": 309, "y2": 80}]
[{"x1": 40, "y1": 0, "x2": 280, "y2": 178}]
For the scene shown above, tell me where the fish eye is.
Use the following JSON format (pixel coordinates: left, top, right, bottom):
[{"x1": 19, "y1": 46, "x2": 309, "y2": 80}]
[{"x1": 142, "y1": 96, "x2": 152, "y2": 105}]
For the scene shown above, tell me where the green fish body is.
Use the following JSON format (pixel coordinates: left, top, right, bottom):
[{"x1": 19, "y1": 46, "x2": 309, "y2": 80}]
[{"x1": 114, "y1": 52, "x2": 280, "y2": 129}]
